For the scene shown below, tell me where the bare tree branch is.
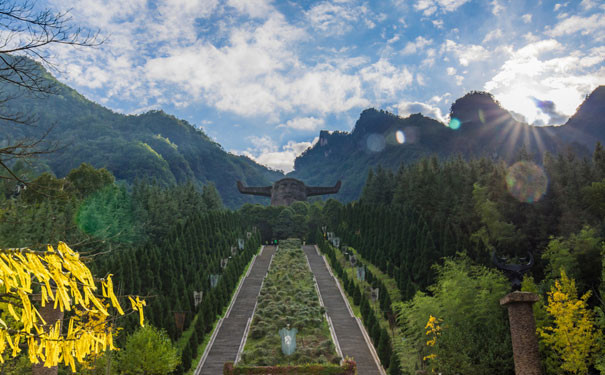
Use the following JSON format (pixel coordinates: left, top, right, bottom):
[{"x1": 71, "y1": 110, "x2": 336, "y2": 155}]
[{"x1": 0, "y1": 0, "x2": 103, "y2": 188}]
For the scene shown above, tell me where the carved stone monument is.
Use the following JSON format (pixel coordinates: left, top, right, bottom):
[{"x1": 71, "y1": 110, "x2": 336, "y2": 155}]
[
  {"x1": 237, "y1": 178, "x2": 341, "y2": 206},
  {"x1": 500, "y1": 292, "x2": 542, "y2": 375},
  {"x1": 492, "y1": 252, "x2": 534, "y2": 291},
  {"x1": 33, "y1": 302, "x2": 64, "y2": 375},
  {"x1": 494, "y1": 252, "x2": 541, "y2": 375}
]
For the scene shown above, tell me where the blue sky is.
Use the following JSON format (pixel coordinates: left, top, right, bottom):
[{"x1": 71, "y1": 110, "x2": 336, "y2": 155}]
[{"x1": 41, "y1": 0, "x2": 604, "y2": 172}]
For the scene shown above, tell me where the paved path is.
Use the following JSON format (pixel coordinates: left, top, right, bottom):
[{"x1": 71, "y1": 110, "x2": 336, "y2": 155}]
[
  {"x1": 303, "y1": 245, "x2": 384, "y2": 375},
  {"x1": 196, "y1": 246, "x2": 276, "y2": 375}
]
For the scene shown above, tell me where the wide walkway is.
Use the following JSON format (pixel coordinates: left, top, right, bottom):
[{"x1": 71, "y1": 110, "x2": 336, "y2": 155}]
[
  {"x1": 196, "y1": 246, "x2": 276, "y2": 375},
  {"x1": 303, "y1": 245, "x2": 384, "y2": 375}
]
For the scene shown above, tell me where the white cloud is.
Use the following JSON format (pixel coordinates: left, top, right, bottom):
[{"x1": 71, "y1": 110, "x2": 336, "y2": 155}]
[
  {"x1": 547, "y1": 14, "x2": 605, "y2": 38},
  {"x1": 580, "y1": 0, "x2": 597, "y2": 10},
  {"x1": 414, "y1": 0, "x2": 437, "y2": 16},
  {"x1": 387, "y1": 35, "x2": 401, "y2": 44},
  {"x1": 248, "y1": 135, "x2": 277, "y2": 154},
  {"x1": 402, "y1": 36, "x2": 433, "y2": 55},
  {"x1": 287, "y1": 69, "x2": 369, "y2": 114},
  {"x1": 305, "y1": 2, "x2": 360, "y2": 35},
  {"x1": 523, "y1": 32, "x2": 540, "y2": 42},
  {"x1": 429, "y1": 93, "x2": 450, "y2": 103},
  {"x1": 46, "y1": 1, "x2": 367, "y2": 121},
  {"x1": 360, "y1": 58, "x2": 414, "y2": 99},
  {"x1": 65, "y1": 64, "x2": 109, "y2": 89},
  {"x1": 443, "y1": 39, "x2": 490, "y2": 66},
  {"x1": 280, "y1": 117, "x2": 325, "y2": 131},
  {"x1": 446, "y1": 67, "x2": 456, "y2": 75},
  {"x1": 396, "y1": 100, "x2": 445, "y2": 122},
  {"x1": 554, "y1": 3, "x2": 566, "y2": 12},
  {"x1": 432, "y1": 19, "x2": 444, "y2": 28},
  {"x1": 491, "y1": 0, "x2": 504, "y2": 15},
  {"x1": 483, "y1": 29, "x2": 503, "y2": 43},
  {"x1": 242, "y1": 137, "x2": 319, "y2": 172},
  {"x1": 414, "y1": 0, "x2": 471, "y2": 16},
  {"x1": 522, "y1": 14, "x2": 533, "y2": 24},
  {"x1": 143, "y1": 14, "x2": 308, "y2": 116},
  {"x1": 485, "y1": 40, "x2": 605, "y2": 125},
  {"x1": 421, "y1": 48, "x2": 437, "y2": 66},
  {"x1": 227, "y1": 0, "x2": 274, "y2": 18}
]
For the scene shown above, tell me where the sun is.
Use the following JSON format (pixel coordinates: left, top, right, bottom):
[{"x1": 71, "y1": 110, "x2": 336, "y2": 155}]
[{"x1": 493, "y1": 84, "x2": 583, "y2": 126}]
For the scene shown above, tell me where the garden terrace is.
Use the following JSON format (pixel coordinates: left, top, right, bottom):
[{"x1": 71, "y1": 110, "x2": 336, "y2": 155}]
[{"x1": 239, "y1": 239, "x2": 339, "y2": 366}]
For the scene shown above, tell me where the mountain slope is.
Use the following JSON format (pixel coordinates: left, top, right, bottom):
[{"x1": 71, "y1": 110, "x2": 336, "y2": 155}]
[
  {"x1": 0, "y1": 63, "x2": 281, "y2": 208},
  {"x1": 290, "y1": 88, "x2": 604, "y2": 202}
]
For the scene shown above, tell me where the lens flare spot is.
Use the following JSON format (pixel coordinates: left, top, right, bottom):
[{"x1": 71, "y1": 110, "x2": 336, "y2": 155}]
[
  {"x1": 366, "y1": 133, "x2": 386, "y2": 152},
  {"x1": 478, "y1": 109, "x2": 486, "y2": 124},
  {"x1": 396, "y1": 130, "x2": 405, "y2": 144},
  {"x1": 449, "y1": 118, "x2": 461, "y2": 130},
  {"x1": 506, "y1": 161, "x2": 548, "y2": 203},
  {"x1": 76, "y1": 186, "x2": 137, "y2": 242}
]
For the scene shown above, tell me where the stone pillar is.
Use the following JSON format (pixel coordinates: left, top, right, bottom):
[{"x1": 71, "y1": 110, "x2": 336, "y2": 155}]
[
  {"x1": 500, "y1": 291, "x2": 541, "y2": 375},
  {"x1": 32, "y1": 303, "x2": 64, "y2": 375}
]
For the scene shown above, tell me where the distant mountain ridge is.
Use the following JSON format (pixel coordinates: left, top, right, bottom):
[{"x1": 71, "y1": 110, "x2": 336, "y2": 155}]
[
  {"x1": 0, "y1": 62, "x2": 281, "y2": 208},
  {"x1": 289, "y1": 87, "x2": 605, "y2": 202}
]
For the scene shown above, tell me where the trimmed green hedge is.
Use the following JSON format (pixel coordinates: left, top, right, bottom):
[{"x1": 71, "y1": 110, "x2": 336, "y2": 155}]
[{"x1": 224, "y1": 359, "x2": 356, "y2": 374}]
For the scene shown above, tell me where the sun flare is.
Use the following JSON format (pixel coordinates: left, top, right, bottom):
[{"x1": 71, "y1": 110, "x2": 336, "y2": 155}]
[{"x1": 494, "y1": 85, "x2": 584, "y2": 126}]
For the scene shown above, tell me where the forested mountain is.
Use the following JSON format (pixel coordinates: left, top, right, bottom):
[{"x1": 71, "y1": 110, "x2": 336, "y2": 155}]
[
  {"x1": 290, "y1": 87, "x2": 605, "y2": 202},
  {"x1": 0, "y1": 60, "x2": 281, "y2": 208}
]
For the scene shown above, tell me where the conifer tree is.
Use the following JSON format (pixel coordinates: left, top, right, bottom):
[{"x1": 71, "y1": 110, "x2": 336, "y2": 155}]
[
  {"x1": 181, "y1": 344, "x2": 192, "y2": 371},
  {"x1": 377, "y1": 328, "x2": 392, "y2": 369}
]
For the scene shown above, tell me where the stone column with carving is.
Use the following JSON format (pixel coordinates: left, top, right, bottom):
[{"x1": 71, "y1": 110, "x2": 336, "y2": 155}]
[
  {"x1": 500, "y1": 291, "x2": 541, "y2": 375},
  {"x1": 32, "y1": 302, "x2": 64, "y2": 375}
]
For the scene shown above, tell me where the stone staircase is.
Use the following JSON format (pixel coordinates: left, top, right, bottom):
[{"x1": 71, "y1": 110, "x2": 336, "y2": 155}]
[
  {"x1": 303, "y1": 245, "x2": 384, "y2": 375},
  {"x1": 195, "y1": 246, "x2": 276, "y2": 375}
]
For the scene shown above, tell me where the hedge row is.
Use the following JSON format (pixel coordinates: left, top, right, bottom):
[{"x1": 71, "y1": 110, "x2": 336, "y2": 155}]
[{"x1": 224, "y1": 359, "x2": 356, "y2": 375}]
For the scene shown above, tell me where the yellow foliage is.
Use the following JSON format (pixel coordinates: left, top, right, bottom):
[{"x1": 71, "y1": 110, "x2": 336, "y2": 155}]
[
  {"x1": 0, "y1": 242, "x2": 145, "y2": 370},
  {"x1": 423, "y1": 315, "x2": 442, "y2": 366},
  {"x1": 538, "y1": 269, "x2": 602, "y2": 374}
]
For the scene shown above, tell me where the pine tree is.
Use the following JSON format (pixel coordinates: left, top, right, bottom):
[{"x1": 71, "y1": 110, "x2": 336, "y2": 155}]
[
  {"x1": 377, "y1": 328, "x2": 392, "y2": 369},
  {"x1": 353, "y1": 284, "x2": 362, "y2": 305},
  {"x1": 388, "y1": 353, "x2": 402, "y2": 375},
  {"x1": 181, "y1": 344, "x2": 192, "y2": 371},
  {"x1": 172, "y1": 362, "x2": 184, "y2": 375},
  {"x1": 360, "y1": 296, "x2": 370, "y2": 318},
  {"x1": 190, "y1": 329, "x2": 199, "y2": 352}
]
